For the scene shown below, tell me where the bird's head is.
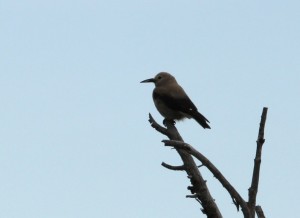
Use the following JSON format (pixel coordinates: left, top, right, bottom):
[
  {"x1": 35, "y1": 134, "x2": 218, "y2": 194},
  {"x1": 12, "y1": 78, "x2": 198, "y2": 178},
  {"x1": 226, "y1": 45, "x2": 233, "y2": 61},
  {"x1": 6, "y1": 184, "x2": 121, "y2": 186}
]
[{"x1": 140, "y1": 72, "x2": 176, "y2": 87}]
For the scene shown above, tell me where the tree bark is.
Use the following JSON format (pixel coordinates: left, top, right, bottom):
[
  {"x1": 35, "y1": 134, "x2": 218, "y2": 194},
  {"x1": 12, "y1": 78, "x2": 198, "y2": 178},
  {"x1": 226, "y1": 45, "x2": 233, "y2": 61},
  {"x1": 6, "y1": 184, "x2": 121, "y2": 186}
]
[{"x1": 149, "y1": 114, "x2": 222, "y2": 218}]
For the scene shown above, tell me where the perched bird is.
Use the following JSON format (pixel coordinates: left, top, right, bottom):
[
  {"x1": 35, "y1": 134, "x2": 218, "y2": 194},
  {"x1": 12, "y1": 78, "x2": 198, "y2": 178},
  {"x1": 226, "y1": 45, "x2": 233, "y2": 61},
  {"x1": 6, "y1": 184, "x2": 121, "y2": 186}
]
[{"x1": 141, "y1": 72, "x2": 211, "y2": 129}]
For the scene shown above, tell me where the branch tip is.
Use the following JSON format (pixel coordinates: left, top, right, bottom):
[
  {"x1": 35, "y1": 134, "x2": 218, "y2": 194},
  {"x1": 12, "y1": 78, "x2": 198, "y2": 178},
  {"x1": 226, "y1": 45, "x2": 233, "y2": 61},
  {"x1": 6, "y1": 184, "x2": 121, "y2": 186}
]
[
  {"x1": 186, "y1": 194, "x2": 198, "y2": 198},
  {"x1": 161, "y1": 162, "x2": 185, "y2": 171}
]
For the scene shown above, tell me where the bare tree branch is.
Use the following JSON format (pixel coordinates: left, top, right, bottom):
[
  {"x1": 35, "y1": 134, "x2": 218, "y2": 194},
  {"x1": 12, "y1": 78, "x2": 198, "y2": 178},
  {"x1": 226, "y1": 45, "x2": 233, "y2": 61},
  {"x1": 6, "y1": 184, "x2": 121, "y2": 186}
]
[
  {"x1": 255, "y1": 205, "x2": 266, "y2": 218},
  {"x1": 161, "y1": 162, "x2": 185, "y2": 171},
  {"x1": 148, "y1": 113, "x2": 169, "y2": 136},
  {"x1": 186, "y1": 194, "x2": 199, "y2": 198},
  {"x1": 147, "y1": 108, "x2": 268, "y2": 218},
  {"x1": 248, "y1": 107, "x2": 268, "y2": 217},
  {"x1": 162, "y1": 139, "x2": 250, "y2": 217},
  {"x1": 149, "y1": 114, "x2": 223, "y2": 218}
]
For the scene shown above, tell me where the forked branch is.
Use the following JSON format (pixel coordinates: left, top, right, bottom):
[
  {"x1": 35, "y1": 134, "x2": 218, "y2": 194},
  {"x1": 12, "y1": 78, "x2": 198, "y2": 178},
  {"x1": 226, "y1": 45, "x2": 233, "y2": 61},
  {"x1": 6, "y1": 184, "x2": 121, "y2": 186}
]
[
  {"x1": 148, "y1": 114, "x2": 222, "y2": 218},
  {"x1": 162, "y1": 139, "x2": 249, "y2": 217},
  {"x1": 147, "y1": 107, "x2": 268, "y2": 218}
]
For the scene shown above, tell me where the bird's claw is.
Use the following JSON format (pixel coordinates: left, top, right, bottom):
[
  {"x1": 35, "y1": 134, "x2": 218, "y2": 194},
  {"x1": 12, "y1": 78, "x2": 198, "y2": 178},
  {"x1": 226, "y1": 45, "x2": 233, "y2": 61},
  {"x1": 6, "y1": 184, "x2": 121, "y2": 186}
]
[{"x1": 163, "y1": 119, "x2": 176, "y2": 127}]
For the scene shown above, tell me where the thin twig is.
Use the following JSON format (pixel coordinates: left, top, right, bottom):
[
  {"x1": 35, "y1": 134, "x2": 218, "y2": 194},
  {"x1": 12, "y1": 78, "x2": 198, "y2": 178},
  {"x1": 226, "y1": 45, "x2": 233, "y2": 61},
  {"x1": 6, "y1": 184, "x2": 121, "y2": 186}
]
[
  {"x1": 148, "y1": 113, "x2": 169, "y2": 136},
  {"x1": 248, "y1": 107, "x2": 268, "y2": 217},
  {"x1": 186, "y1": 194, "x2": 198, "y2": 198},
  {"x1": 161, "y1": 162, "x2": 185, "y2": 171}
]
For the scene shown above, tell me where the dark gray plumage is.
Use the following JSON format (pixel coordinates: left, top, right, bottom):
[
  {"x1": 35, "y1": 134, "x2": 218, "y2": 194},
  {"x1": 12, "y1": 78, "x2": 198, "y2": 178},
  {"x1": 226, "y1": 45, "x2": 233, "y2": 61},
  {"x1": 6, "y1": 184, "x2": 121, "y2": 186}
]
[{"x1": 141, "y1": 72, "x2": 211, "y2": 129}]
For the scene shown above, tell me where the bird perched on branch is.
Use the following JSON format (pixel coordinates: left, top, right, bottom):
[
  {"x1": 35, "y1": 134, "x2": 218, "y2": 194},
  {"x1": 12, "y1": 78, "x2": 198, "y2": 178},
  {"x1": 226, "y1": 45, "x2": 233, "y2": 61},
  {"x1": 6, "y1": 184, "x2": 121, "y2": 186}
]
[{"x1": 141, "y1": 72, "x2": 211, "y2": 129}]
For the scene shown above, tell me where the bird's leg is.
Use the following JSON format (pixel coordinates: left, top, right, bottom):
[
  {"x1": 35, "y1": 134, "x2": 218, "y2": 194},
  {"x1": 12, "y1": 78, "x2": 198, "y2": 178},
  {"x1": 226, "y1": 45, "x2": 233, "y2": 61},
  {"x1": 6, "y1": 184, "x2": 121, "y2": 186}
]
[{"x1": 163, "y1": 118, "x2": 176, "y2": 127}]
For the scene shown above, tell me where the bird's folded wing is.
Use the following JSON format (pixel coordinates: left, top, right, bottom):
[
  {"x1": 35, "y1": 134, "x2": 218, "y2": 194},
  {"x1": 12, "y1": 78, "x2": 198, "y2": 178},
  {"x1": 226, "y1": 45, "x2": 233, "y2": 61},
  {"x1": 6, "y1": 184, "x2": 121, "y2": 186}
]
[{"x1": 153, "y1": 88, "x2": 198, "y2": 113}]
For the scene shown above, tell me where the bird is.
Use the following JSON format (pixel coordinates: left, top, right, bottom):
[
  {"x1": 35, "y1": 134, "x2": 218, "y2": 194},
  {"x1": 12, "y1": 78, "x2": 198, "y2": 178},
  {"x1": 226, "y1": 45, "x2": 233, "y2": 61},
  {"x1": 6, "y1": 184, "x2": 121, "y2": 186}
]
[{"x1": 141, "y1": 72, "x2": 211, "y2": 129}]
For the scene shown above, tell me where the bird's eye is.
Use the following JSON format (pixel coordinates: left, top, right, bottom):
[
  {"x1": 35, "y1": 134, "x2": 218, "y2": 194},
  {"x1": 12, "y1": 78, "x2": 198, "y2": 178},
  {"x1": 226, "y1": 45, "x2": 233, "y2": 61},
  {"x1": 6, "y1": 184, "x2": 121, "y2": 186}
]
[{"x1": 158, "y1": 76, "x2": 162, "y2": 80}]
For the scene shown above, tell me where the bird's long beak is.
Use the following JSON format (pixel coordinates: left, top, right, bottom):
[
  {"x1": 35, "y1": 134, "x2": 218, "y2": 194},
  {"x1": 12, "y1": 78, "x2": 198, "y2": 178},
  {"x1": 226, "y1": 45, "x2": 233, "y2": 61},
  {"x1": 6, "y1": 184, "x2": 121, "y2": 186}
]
[{"x1": 140, "y1": 78, "x2": 155, "y2": 83}]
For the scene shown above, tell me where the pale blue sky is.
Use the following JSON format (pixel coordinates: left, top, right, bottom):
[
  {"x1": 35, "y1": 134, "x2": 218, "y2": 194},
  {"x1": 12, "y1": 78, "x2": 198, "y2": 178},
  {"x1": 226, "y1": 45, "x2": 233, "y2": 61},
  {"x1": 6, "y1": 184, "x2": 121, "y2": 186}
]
[{"x1": 0, "y1": 0, "x2": 299, "y2": 217}]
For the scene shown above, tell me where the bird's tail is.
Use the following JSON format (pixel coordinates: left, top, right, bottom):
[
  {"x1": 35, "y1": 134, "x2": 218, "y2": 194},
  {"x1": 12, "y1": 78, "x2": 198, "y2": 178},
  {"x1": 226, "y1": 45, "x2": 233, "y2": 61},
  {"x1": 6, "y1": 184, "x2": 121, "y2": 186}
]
[{"x1": 191, "y1": 111, "x2": 211, "y2": 129}]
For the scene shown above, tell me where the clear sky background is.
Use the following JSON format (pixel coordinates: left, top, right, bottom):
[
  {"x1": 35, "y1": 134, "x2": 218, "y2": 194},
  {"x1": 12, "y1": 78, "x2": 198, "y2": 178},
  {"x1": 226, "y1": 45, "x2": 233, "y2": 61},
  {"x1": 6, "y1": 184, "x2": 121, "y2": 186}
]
[{"x1": 0, "y1": 0, "x2": 299, "y2": 217}]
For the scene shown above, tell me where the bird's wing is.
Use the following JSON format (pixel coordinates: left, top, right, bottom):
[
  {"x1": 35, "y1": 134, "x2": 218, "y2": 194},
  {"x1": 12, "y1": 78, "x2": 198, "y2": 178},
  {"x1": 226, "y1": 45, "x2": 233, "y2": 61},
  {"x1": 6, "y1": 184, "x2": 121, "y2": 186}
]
[
  {"x1": 153, "y1": 86, "x2": 198, "y2": 113},
  {"x1": 153, "y1": 86, "x2": 210, "y2": 128}
]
